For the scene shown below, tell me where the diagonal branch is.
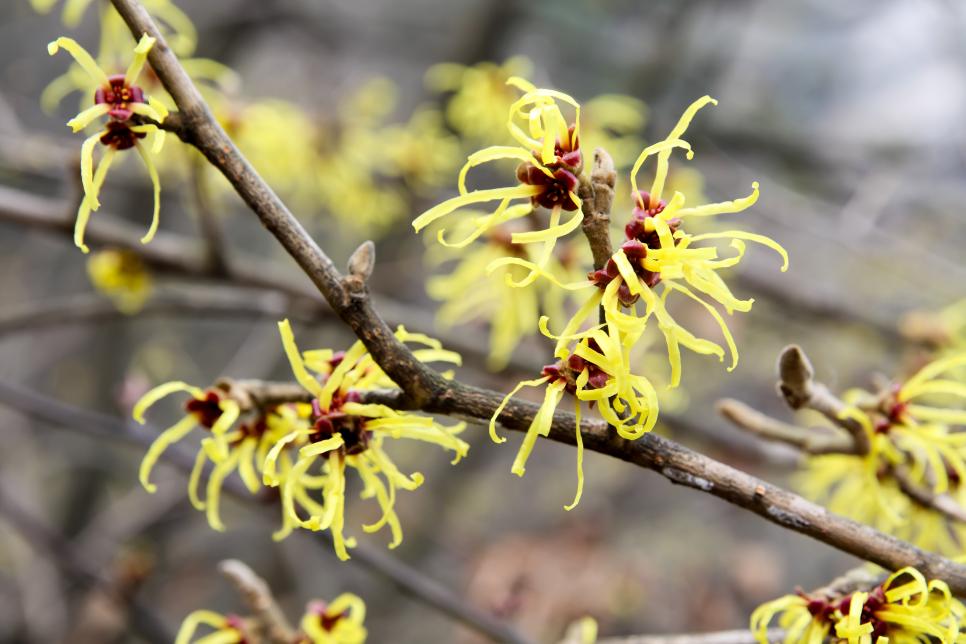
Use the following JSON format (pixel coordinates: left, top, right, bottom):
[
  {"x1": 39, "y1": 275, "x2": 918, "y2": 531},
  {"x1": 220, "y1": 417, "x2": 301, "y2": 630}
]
[{"x1": 104, "y1": 0, "x2": 966, "y2": 596}]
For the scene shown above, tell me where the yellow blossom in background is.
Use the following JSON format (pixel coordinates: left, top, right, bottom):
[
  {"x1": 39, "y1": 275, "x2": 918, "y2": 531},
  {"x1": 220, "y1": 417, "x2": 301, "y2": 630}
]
[
  {"x1": 424, "y1": 214, "x2": 587, "y2": 370},
  {"x1": 794, "y1": 352, "x2": 966, "y2": 554},
  {"x1": 86, "y1": 248, "x2": 152, "y2": 314},
  {"x1": 267, "y1": 320, "x2": 468, "y2": 559},
  {"x1": 426, "y1": 57, "x2": 533, "y2": 143},
  {"x1": 175, "y1": 610, "x2": 245, "y2": 644},
  {"x1": 751, "y1": 567, "x2": 965, "y2": 644},
  {"x1": 300, "y1": 594, "x2": 368, "y2": 643},
  {"x1": 48, "y1": 34, "x2": 169, "y2": 253},
  {"x1": 31, "y1": 0, "x2": 197, "y2": 55},
  {"x1": 580, "y1": 94, "x2": 648, "y2": 169},
  {"x1": 901, "y1": 299, "x2": 966, "y2": 352},
  {"x1": 382, "y1": 107, "x2": 462, "y2": 194}
]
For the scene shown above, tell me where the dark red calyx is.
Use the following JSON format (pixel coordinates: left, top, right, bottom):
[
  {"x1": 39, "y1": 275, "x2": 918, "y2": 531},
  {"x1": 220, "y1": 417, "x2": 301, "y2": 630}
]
[
  {"x1": 518, "y1": 164, "x2": 579, "y2": 211},
  {"x1": 185, "y1": 390, "x2": 224, "y2": 429},
  {"x1": 306, "y1": 601, "x2": 345, "y2": 631},
  {"x1": 540, "y1": 339, "x2": 609, "y2": 396},
  {"x1": 94, "y1": 74, "x2": 145, "y2": 121},
  {"x1": 588, "y1": 239, "x2": 659, "y2": 305},
  {"x1": 99, "y1": 120, "x2": 146, "y2": 150},
  {"x1": 310, "y1": 392, "x2": 371, "y2": 455}
]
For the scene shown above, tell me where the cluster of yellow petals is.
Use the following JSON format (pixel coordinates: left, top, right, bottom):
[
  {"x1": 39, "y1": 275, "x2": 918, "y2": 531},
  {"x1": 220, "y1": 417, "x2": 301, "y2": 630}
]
[
  {"x1": 86, "y1": 248, "x2": 152, "y2": 313},
  {"x1": 534, "y1": 96, "x2": 787, "y2": 388},
  {"x1": 413, "y1": 77, "x2": 583, "y2": 288},
  {"x1": 48, "y1": 34, "x2": 168, "y2": 253},
  {"x1": 751, "y1": 567, "x2": 965, "y2": 644},
  {"x1": 796, "y1": 352, "x2": 966, "y2": 553},
  {"x1": 269, "y1": 320, "x2": 468, "y2": 559},
  {"x1": 131, "y1": 320, "x2": 467, "y2": 560},
  {"x1": 176, "y1": 592, "x2": 367, "y2": 644}
]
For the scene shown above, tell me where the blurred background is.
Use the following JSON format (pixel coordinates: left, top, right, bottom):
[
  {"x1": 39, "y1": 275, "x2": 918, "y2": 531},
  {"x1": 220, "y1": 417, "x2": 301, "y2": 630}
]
[{"x1": 0, "y1": 0, "x2": 964, "y2": 642}]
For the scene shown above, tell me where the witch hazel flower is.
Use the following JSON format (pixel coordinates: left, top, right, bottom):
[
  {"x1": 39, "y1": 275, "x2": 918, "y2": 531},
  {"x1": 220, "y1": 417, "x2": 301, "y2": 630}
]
[
  {"x1": 48, "y1": 34, "x2": 168, "y2": 252},
  {"x1": 266, "y1": 320, "x2": 468, "y2": 559},
  {"x1": 413, "y1": 77, "x2": 584, "y2": 288},
  {"x1": 489, "y1": 326, "x2": 658, "y2": 510}
]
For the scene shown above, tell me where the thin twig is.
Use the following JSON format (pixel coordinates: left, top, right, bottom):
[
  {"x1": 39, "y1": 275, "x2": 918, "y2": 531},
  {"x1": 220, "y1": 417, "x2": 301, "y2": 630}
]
[
  {"x1": 0, "y1": 484, "x2": 173, "y2": 644},
  {"x1": 717, "y1": 398, "x2": 852, "y2": 455},
  {"x1": 219, "y1": 559, "x2": 294, "y2": 644},
  {"x1": 103, "y1": 0, "x2": 966, "y2": 596},
  {"x1": 597, "y1": 629, "x2": 782, "y2": 644},
  {"x1": 776, "y1": 345, "x2": 869, "y2": 454}
]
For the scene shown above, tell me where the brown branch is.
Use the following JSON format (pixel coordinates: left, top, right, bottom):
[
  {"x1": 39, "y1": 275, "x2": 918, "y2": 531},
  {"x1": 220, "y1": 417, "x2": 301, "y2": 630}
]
[
  {"x1": 0, "y1": 183, "x2": 540, "y2": 374},
  {"x1": 596, "y1": 630, "x2": 782, "y2": 644},
  {"x1": 0, "y1": 484, "x2": 173, "y2": 644},
  {"x1": 776, "y1": 345, "x2": 869, "y2": 455},
  {"x1": 717, "y1": 398, "x2": 853, "y2": 455},
  {"x1": 219, "y1": 559, "x2": 294, "y2": 644},
  {"x1": 190, "y1": 153, "x2": 230, "y2": 275},
  {"x1": 100, "y1": 0, "x2": 966, "y2": 597},
  {"x1": 892, "y1": 466, "x2": 966, "y2": 523},
  {"x1": 0, "y1": 290, "x2": 322, "y2": 337},
  {"x1": 577, "y1": 147, "x2": 616, "y2": 270}
]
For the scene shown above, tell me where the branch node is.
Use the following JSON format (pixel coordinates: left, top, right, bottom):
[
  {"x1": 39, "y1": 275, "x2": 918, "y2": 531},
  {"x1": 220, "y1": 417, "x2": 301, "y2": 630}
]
[{"x1": 344, "y1": 240, "x2": 375, "y2": 296}]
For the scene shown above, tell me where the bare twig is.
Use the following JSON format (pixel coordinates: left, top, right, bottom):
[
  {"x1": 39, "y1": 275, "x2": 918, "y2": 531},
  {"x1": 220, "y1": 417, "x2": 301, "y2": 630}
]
[
  {"x1": 219, "y1": 560, "x2": 294, "y2": 644},
  {"x1": 190, "y1": 153, "x2": 229, "y2": 274},
  {"x1": 597, "y1": 629, "x2": 782, "y2": 644},
  {"x1": 892, "y1": 466, "x2": 966, "y2": 523},
  {"x1": 717, "y1": 398, "x2": 852, "y2": 455},
  {"x1": 0, "y1": 290, "x2": 321, "y2": 337},
  {"x1": 776, "y1": 345, "x2": 869, "y2": 454},
  {"x1": 0, "y1": 485, "x2": 172, "y2": 644},
  {"x1": 100, "y1": 0, "x2": 966, "y2": 596}
]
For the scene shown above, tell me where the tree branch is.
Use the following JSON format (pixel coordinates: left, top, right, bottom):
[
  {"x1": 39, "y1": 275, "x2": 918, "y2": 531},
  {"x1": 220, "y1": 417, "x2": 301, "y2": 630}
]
[
  {"x1": 103, "y1": 0, "x2": 966, "y2": 595},
  {"x1": 717, "y1": 398, "x2": 853, "y2": 455},
  {"x1": 219, "y1": 559, "x2": 294, "y2": 644},
  {"x1": 578, "y1": 147, "x2": 616, "y2": 270}
]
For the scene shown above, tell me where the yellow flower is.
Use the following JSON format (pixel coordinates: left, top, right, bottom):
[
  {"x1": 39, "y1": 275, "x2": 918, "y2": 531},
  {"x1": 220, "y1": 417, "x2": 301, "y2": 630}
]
[
  {"x1": 794, "y1": 353, "x2": 966, "y2": 553},
  {"x1": 300, "y1": 594, "x2": 368, "y2": 644},
  {"x1": 414, "y1": 77, "x2": 584, "y2": 288},
  {"x1": 48, "y1": 35, "x2": 169, "y2": 253},
  {"x1": 175, "y1": 610, "x2": 244, "y2": 644},
  {"x1": 425, "y1": 57, "x2": 533, "y2": 144},
  {"x1": 489, "y1": 327, "x2": 658, "y2": 511},
  {"x1": 382, "y1": 107, "x2": 462, "y2": 194},
  {"x1": 267, "y1": 320, "x2": 468, "y2": 559},
  {"x1": 752, "y1": 567, "x2": 965, "y2": 644},
  {"x1": 33, "y1": 0, "x2": 197, "y2": 55},
  {"x1": 132, "y1": 381, "x2": 270, "y2": 532},
  {"x1": 525, "y1": 96, "x2": 787, "y2": 387},
  {"x1": 86, "y1": 249, "x2": 152, "y2": 313}
]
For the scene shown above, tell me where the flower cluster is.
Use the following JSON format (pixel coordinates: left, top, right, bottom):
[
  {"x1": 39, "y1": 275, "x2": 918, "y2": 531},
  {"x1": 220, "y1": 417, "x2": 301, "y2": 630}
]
[
  {"x1": 796, "y1": 352, "x2": 966, "y2": 553},
  {"x1": 132, "y1": 320, "x2": 467, "y2": 560},
  {"x1": 751, "y1": 567, "x2": 965, "y2": 644},
  {"x1": 415, "y1": 83, "x2": 785, "y2": 507},
  {"x1": 178, "y1": 592, "x2": 367, "y2": 644},
  {"x1": 48, "y1": 34, "x2": 168, "y2": 253}
]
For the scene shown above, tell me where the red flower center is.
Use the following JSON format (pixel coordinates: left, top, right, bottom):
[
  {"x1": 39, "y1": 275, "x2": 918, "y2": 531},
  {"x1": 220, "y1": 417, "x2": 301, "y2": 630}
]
[{"x1": 95, "y1": 74, "x2": 146, "y2": 121}]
